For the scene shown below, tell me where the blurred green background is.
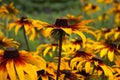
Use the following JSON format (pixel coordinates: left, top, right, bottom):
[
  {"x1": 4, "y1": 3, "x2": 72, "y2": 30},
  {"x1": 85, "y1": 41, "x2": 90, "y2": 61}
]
[{"x1": 0, "y1": 0, "x2": 115, "y2": 51}]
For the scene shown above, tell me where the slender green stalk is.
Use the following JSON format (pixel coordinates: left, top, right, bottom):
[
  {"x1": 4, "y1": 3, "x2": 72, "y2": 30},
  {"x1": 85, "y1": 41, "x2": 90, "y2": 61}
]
[
  {"x1": 56, "y1": 30, "x2": 63, "y2": 80},
  {"x1": 22, "y1": 26, "x2": 30, "y2": 51}
]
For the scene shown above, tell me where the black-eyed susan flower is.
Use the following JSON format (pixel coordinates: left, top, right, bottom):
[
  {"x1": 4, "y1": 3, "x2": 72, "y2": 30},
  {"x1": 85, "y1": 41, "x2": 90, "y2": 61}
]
[
  {"x1": 0, "y1": 47, "x2": 46, "y2": 80},
  {"x1": 37, "y1": 62, "x2": 56, "y2": 80},
  {"x1": 82, "y1": 3, "x2": 100, "y2": 14},
  {"x1": 111, "y1": 26, "x2": 120, "y2": 40},
  {"x1": 98, "y1": 13, "x2": 109, "y2": 21},
  {"x1": 70, "y1": 50, "x2": 113, "y2": 78},
  {"x1": 94, "y1": 39, "x2": 120, "y2": 62},
  {"x1": 95, "y1": 28, "x2": 113, "y2": 40},
  {"x1": 0, "y1": 32, "x2": 19, "y2": 48},
  {"x1": 36, "y1": 42, "x2": 58, "y2": 57},
  {"x1": 107, "y1": 1, "x2": 120, "y2": 25},
  {"x1": 0, "y1": 2, "x2": 19, "y2": 19},
  {"x1": 43, "y1": 18, "x2": 96, "y2": 43},
  {"x1": 8, "y1": 16, "x2": 49, "y2": 40}
]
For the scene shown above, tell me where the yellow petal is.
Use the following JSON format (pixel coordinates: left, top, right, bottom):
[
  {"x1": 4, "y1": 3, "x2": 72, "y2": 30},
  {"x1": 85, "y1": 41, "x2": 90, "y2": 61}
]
[
  {"x1": 94, "y1": 44, "x2": 105, "y2": 49},
  {"x1": 23, "y1": 63, "x2": 37, "y2": 80},
  {"x1": 61, "y1": 28, "x2": 72, "y2": 35},
  {"x1": 43, "y1": 46, "x2": 51, "y2": 56},
  {"x1": 74, "y1": 31, "x2": 86, "y2": 44},
  {"x1": 114, "y1": 32, "x2": 119, "y2": 40},
  {"x1": 6, "y1": 60, "x2": 16, "y2": 80},
  {"x1": 85, "y1": 61, "x2": 91, "y2": 73},
  {"x1": 15, "y1": 25, "x2": 22, "y2": 35},
  {"x1": 100, "y1": 64, "x2": 113, "y2": 77},
  {"x1": 15, "y1": 62, "x2": 25, "y2": 80},
  {"x1": 108, "y1": 50, "x2": 114, "y2": 62},
  {"x1": 8, "y1": 23, "x2": 15, "y2": 31},
  {"x1": 100, "y1": 48, "x2": 108, "y2": 57},
  {"x1": 83, "y1": 29, "x2": 96, "y2": 38},
  {"x1": 0, "y1": 69, "x2": 7, "y2": 80},
  {"x1": 43, "y1": 28, "x2": 53, "y2": 37},
  {"x1": 70, "y1": 57, "x2": 81, "y2": 70},
  {"x1": 29, "y1": 28, "x2": 36, "y2": 41},
  {"x1": 41, "y1": 75, "x2": 49, "y2": 80},
  {"x1": 77, "y1": 60, "x2": 85, "y2": 71}
]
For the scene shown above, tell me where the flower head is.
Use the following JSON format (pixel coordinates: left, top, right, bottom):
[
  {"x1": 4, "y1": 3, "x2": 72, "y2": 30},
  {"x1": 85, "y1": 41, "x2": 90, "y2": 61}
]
[
  {"x1": 0, "y1": 32, "x2": 19, "y2": 48},
  {"x1": 0, "y1": 47, "x2": 46, "y2": 80},
  {"x1": 44, "y1": 18, "x2": 96, "y2": 43},
  {"x1": 0, "y1": 2, "x2": 19, "y2": 19},
  {"x1": 8, "y1": 16, "x2": 49, "y2": 40}
]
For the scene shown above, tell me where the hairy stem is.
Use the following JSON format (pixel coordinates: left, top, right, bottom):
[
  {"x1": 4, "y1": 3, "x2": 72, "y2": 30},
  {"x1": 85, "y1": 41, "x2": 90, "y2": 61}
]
[{"x1": 56, "y1": 30, "x2": 63, "y2": 80}]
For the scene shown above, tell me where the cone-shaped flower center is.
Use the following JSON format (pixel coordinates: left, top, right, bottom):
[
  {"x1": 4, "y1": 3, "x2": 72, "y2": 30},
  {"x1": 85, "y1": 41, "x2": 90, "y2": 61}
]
[
  {"x1": 55, "y1": 19, "x2": 68, "y2": 27},
  {"x1": 20, "y1": 16, "x2": 27, "y2": 22},
  {"x1": 117, "y1": 26, "x2": 120, "y2": 31},
  {"x1": 3, "y1": 48, "x2": 19, "y2": 59}
]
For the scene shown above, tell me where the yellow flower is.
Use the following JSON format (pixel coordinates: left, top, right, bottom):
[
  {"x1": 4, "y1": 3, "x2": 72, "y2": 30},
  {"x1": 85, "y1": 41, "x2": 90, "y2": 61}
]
[
  {"x1": 8, "y1": 16, "x2": 48, "y2": 40},
  {"x1": 98, "y1": 13, "x2": 109, "y2": 21},
  {"x1": 43, "y1": 19, "x2": 96, "y2": 43},
  {"x1": 96, "y1": 28, "x2": 113, "y2": 40},
  {"x1": 70, "y1": 50, "x2": 113, "y2": 78},
  {"x1": 0, "y1": 2, "x2": 19, "y2": 19},
  {"x1": 0, "y1": 48, "x2": 46, "y2": 80},
  {"x1": 83, "y1": 3, "x2": 100, "y2": 14},
  {"x1": 107, "y1": 2, "x2": 120, "y2": 25},
  {"x1": 0, "y1": 33, "x2": 19, "y2": 48},
  {"x1": 94, "y1": 39, "x2": 119, "y2": 62},
  {"x1": 37, "y1": 62, "x2": 56, "y2": 80},
  {"x1": 36, "y1": 42, "x2": 58, "y2": 57},
  {"x1": 111, "y1": 26, "x2": 120, "y2": 40}
]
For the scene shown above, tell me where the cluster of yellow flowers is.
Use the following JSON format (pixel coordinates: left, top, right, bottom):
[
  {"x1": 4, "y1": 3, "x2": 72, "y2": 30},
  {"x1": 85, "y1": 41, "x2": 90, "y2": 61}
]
[{"x1": 0, "y1": 0, "x2": 120, "y2": 80}]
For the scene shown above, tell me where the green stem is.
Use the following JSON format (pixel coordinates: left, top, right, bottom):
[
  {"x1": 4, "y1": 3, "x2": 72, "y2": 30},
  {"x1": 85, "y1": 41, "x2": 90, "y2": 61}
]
[
  {"x1": 56, "y1": 30, "x2": 63, "y2": 80},
  {"x1": 22, "y1": 26, "x2": 30, "y2": 51}
]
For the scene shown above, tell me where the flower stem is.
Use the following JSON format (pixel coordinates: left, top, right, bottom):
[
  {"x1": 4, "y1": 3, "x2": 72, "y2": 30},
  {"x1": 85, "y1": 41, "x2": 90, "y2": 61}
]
[
  {"x1": 23, "y1": 26, "x2": 30, "y2": 51},
  {"x1": 56, "y1": 29, "x2": 63, "y2": 80}
]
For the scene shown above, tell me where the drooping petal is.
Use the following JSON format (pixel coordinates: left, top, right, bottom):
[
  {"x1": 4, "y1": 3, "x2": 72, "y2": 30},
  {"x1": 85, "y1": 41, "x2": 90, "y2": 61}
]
[
  {"x1": 15, "y1": 24, "x2": 22, "y2": 35},
  {"x1": 0, "y1": 65, "x2": 7, "y2": 80},
  {"x1": 0, "y1": 70, "x2": 7, "y2": 80},
  {"x1": 114, "y1": 32, "x2": 119, "y2": 40},
  {"x1": 15, "y1": 60, "x2": 25, "y2": 80},
  {"x1": 43, "y1": 28, "x2": 53, "y2": 37},
  {"x1": 8, "y1": 23, "x2": 16, "y2": 31},
  {"x1": 100, "y1": 48, "x2": 108, "y2": 57},
  {"x1": 61, "y1": 28, "x2": 72, "y2": 35},
  {"x1": 43, "y1": 46, "x2": 51, "y2": 57},
  {"x1": 85, "y1": 61, "x2": 91, "y2": 73},
  {"x1": 23, "y1": 63, "x2": 37, "y2": 80},
  {"x1": 6, "y1": 60, "x2": 16, "y2": 80},
  {"x1": 108, "y1": 50, "x2": 114, "y2": 62},
  {"x1": 100, "y1": 64, "x2": 113, "y2": 77},
  {"x1": 74, "y1": 31, "x2": 86, "y2": 43},
  {"x1": 29, "y1": 28, "x2": 36, "y2": 41}
]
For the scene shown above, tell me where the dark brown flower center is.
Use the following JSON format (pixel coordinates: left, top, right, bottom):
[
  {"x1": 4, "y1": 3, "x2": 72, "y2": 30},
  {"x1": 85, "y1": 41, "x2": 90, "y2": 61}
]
[
  {"x1": 20, "y1": 16, "x2": 28, "y2": 22},
  {"x1": 75, "y1": 50, "x2": 91, "y2": 57},
  {"x1": 117, "y1": 26, "x2": 120, "y2": 31},
  {"x1": 55, "y1": 19, "x2": 68, "y2": 27},
  {"x1": 3, "y1": 48, "x2": 19, "y2": 59},
  {"x1": 52, "y1": 42, "x2": 58, "y2": 46},
  {"x1": 103, "y1": 28, "x2": 111, "y2": 33},
  {"x1": 72, "y1": 39, "x2": 83, "y2": 44},
  {"x1": 92, "y1": 5, "x2": 97, "y2": 10}
]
